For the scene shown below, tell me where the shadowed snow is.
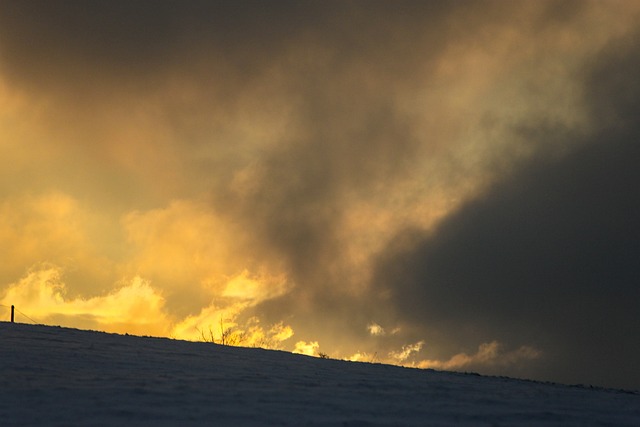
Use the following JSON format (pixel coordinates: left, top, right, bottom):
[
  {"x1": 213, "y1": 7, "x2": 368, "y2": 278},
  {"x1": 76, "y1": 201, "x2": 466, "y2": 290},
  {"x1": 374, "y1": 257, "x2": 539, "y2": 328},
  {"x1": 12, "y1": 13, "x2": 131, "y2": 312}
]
[{"x1": 1, "y1": 322, "x2": 638, "y2": 426}]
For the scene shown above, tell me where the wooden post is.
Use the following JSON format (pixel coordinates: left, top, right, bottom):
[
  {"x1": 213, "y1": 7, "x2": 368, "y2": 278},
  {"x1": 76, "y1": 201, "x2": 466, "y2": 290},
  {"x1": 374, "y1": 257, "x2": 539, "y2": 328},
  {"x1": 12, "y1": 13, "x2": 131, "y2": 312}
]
[{"x1": 11, "y1": 305, "x2": 14, "y2": 323}]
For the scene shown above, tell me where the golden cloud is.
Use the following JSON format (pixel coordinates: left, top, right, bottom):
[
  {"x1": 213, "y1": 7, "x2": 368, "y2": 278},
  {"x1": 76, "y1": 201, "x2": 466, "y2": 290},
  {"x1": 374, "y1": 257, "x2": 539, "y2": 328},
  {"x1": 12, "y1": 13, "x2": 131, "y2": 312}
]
[
  {"x1": 417, "y1": 341, "x2": 541, "y2": 371},
  {"x1": 1, "y1": 265, "x2": 170, "y2": 337}
]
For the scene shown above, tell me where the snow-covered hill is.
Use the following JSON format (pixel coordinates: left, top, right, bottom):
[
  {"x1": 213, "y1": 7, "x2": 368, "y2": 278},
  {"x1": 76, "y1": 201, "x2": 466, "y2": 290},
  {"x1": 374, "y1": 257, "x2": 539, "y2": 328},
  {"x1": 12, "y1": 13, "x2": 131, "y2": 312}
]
[{"x1": 1, "y1": 322, "x2": 638, "y2": 426}]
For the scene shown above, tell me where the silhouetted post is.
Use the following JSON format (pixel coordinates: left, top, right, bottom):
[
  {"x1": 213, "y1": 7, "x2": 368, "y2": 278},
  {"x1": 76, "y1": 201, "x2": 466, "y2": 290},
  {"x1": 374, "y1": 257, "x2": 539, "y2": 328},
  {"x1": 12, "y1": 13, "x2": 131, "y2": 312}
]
[{"x1": 11, "y1": 305, "x2": 14, "y2": 323}]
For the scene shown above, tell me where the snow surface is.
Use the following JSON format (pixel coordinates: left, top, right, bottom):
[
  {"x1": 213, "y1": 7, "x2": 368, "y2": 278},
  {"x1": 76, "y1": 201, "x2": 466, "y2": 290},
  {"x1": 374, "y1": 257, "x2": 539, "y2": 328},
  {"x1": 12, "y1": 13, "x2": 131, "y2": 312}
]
[{"x1": 1, "y1": 322, "x2": 638, "y2": 426}]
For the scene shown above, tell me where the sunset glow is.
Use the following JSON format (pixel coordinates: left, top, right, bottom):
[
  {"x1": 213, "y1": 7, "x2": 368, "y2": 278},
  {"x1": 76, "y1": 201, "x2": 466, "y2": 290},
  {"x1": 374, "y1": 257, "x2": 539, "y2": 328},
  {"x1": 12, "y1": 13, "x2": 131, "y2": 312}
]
[{"x1": 1, "y1": 1, "x2": 640, "y2": 389}]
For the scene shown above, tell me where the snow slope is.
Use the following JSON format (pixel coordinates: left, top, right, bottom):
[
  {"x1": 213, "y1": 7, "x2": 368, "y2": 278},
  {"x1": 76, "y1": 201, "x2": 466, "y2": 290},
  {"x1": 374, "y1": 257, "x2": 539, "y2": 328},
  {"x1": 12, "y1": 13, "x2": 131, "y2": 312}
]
[{"x1": 1, "y1": 322, "x2": 638, "y2": 426}]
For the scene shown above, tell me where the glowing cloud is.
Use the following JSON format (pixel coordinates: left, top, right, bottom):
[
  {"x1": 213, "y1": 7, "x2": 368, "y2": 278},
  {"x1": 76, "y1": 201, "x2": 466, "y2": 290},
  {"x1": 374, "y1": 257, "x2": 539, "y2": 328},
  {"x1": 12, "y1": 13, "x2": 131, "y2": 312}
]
[
  {"x1": 0, "y1": 265, "x2": 170, "y2": 337},
  {"x1": 222, "y1": 269, "x2": 289, "y2": 302},
  {"x1": 1, "y1": 263, "x2": 296, "y2": 349},
  {"x1": 121, "y1": 200, "x2": 244, "y2": 292},
  {"x1": 241, "y1": 318, "x2": 294, "y2": 349},
  {"x1": 417, "y1": 342, "x2": 541, "y2": 371},
  {"x1": 389, "y1": 341, "x2": 425, "y2": 363},
  {"x1": 347, "y1": 352, "x2": 379, "y2": 363},
  {"x1": 293, "y1": 341, "x2": 320, "y2": 357},
  {"x1": 367, "y1": 322, "x2": 385, "y2": 336},
  {"x1": 169, "y1": 299, "x2": 294, "y2": 348}
]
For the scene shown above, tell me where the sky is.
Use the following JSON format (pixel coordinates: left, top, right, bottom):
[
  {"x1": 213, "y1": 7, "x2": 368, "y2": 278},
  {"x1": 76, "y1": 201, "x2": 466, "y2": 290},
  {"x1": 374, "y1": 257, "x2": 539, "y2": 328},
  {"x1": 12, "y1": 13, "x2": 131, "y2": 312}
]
[{"x1": 0, "y1": 0, "x2": 639, "y2": 389}]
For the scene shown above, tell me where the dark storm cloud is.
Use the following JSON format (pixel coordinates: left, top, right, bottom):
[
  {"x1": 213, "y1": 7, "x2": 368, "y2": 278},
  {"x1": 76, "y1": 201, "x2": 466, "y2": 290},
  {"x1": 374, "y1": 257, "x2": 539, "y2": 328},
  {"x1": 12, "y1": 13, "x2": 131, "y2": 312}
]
[
  {"x1": 373, "y1": 35, "x2": 640, "y2": 389},
  {"x1": 186, "y1": 2, "x2": 466, "y2": 337},
  {"x1": 220, "y1": 0, "x2": 603, "y2": 349},
  {"x1": 0, "y1": 1, "x2": 452, "y2": 90}
]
